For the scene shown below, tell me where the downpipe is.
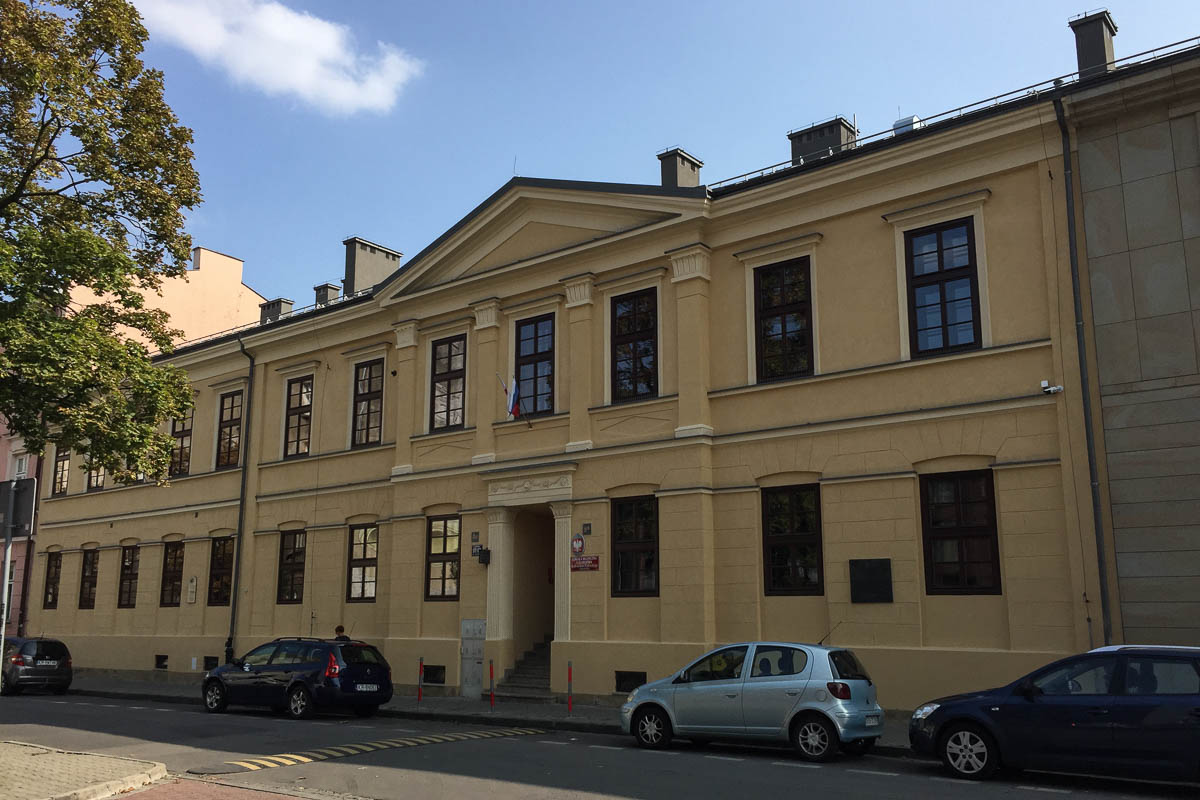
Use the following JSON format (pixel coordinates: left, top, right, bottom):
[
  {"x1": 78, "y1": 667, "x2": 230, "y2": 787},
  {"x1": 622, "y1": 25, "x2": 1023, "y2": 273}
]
[
  {"x1": 1054, "y1": 96, "x2": 1113, "y2": 646},
  {"x1": 225, "y1": 336, "x2": 256, "y2": 664}
]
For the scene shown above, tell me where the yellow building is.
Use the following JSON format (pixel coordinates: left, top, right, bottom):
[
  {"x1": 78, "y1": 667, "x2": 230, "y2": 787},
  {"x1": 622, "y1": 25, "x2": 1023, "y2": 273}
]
[{"x1": 30, "y1": 17, "x2": 1197, "y2": 710}]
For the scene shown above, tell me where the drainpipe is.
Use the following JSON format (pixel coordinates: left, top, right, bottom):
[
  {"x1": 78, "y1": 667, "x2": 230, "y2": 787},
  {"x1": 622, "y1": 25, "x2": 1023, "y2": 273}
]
[
  {"x1": 225, "y1": 336, "x2": 256, "y2": 663},
  {"x1": 1054, "y1": 96, "x2": 1113, "y2": 646}
]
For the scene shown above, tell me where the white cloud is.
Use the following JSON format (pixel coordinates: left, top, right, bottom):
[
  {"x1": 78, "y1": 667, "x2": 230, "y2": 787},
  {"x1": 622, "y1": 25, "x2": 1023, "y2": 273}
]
[{"x1": 134, "y1": 0, "x2": 422, "y2": 115}]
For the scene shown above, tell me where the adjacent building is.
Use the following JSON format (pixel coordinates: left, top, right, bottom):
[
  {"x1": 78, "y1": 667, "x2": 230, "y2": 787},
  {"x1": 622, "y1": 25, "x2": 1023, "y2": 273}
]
[{"x1": 24, "y1": 14, "x2": 1198, "y2": 709}]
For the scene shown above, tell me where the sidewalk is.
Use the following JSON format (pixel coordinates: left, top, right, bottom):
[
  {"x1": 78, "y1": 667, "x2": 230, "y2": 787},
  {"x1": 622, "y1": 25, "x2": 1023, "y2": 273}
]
[
  {"x1": 67, "y1": 672, "x2": 912, "y2": 753},
  {"x1": 0, "y1": 740, "x2": 165, "y2": 800}
]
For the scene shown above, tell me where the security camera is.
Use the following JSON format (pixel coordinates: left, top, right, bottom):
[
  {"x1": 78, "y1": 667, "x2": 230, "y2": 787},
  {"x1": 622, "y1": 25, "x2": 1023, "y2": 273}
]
[{"x1": 1041, "y1": 380, "x2": 1063, "y2": 395}]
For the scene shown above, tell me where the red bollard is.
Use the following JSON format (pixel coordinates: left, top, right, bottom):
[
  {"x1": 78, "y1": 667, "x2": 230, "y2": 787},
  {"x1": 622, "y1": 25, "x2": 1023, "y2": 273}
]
[
  {"x1": 417, "y1": 657, "x2": 424, "y2": 705},
  {"x1": 489, "y1": 659, "x2": 495, "y2": 711},
  {"x1": 567, "y1": 660, "x2": 573, "y2": 716}
]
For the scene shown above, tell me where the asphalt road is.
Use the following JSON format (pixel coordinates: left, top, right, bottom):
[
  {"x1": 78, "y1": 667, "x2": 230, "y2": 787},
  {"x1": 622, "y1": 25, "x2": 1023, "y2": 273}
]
[{"x1": 1, "y1": 693, "x2": 1197, "y2": 800}]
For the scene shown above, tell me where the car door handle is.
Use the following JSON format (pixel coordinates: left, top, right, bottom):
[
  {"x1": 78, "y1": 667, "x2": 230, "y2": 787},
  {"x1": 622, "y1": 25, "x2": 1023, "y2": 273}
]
[
  {"x1": 1087, "y1": 708, "x2": 1109, "y2": 716},
  {"x1": 725, "y1": 694, "x2": 738, "y2": 699},
  {"x1": 786, "y1": 691, "x2": 800, "y2": 696}
]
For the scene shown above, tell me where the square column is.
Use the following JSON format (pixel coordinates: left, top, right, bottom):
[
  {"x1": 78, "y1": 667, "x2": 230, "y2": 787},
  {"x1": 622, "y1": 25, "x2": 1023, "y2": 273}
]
[
  {"x1": 484, "y1": 507, "x2": 515, "y2": 641},
  {"x1": 390, "y1": 321, "x2": 419, "y2": 474},
  {"x1": 472, "y1": 299, "x2": 500, "y2": 464},
  {"x1": 668, "y1": 244, "x2": 713, "y2": 438},
  {"x1": 562, "y1": 274, "x2": 594, "y2": 452},
  {"x1": 549, "y1": 502, "x2": 573, "y2": 642}
]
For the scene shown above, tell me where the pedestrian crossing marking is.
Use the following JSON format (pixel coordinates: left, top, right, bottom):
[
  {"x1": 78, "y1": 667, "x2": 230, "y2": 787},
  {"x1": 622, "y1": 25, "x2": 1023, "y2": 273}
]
[{"x1": 214, "y1": 727, "x2": 545, "y2": 773}]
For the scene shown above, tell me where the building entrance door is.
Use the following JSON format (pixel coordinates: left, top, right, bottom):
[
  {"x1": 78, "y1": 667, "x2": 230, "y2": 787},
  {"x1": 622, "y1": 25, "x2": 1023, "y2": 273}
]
[{"x1": 460, "y1": 618, "x2": 486, "y2": 699}]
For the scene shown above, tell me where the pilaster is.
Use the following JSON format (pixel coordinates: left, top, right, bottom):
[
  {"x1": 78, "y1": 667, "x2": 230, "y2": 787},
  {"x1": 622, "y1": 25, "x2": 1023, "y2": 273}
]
[
  {"x1": 549, "y1": 501, "x2": 573, "y2": 642},
  {"x1": 668, "y1": 244, "x2": 713, "y2": 438},
  {"x1": 472, "y1": 299, "x2": 501, "y2": 463},
  {"x1": 484, "y1": 507, "x2": 515, "y2": 642},
  {"x1": 390, "y1": 320, "x2": 419, "y2": 475},
  {"x1": 562, "y1": 274, "x2": 595, "y2": 452}
]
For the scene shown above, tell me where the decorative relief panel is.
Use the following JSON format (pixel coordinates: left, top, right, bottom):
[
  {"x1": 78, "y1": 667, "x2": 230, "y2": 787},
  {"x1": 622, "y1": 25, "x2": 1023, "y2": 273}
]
[{"x1": 487, "y1": 473, "x2": 573, "y2": 506}]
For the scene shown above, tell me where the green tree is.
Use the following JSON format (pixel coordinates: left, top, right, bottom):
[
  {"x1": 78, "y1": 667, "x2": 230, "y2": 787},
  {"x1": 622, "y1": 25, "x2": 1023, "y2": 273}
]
[{"x1": 0, "y1": 0, "x2": 199, "y2": 482}]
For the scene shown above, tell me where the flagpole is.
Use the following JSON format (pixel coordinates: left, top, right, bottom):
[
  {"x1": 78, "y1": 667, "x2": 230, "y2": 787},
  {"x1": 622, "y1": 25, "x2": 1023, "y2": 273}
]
[{"x1": 496, "y1": 373, "x2": 533, "y2": 428}]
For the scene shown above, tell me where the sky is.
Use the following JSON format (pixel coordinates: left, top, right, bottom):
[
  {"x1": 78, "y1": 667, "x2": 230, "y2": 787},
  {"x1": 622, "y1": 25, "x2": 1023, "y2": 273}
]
[{"x1": 129, "y1": 0, "x2": 1200, "y2": 305}]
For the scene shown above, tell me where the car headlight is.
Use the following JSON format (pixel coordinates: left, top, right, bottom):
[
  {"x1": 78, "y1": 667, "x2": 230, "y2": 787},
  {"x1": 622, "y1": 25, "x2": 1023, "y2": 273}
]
[
  {"x1": 625, "y1": 691, "x2": 637, "y2": 705},
  {"x1": 912, "y1": 703, "x2": 940, "y2": 720}
]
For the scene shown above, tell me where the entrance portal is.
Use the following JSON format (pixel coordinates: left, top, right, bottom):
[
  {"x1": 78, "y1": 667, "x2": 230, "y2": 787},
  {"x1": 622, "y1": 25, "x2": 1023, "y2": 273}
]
[{"x1": 511, "y1": 508, "x2": 555, "y2": 660}]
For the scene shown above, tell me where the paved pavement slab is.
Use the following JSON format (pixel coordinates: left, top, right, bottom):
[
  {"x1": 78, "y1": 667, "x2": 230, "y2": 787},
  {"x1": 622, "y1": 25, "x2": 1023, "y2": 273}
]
[
  {"x1": 131, "y1": 779, "x2": 292, "y2": 800},
  {"x1": 0, "y1": 740, "x2": 166, "y2": 800}
]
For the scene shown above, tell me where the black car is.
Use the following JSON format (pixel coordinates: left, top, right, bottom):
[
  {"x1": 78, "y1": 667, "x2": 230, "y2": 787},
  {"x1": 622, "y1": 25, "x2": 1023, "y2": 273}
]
[
  {"x1": 202, "y1": 637, "x2": 393, "y2": 719},
  {"x1": 1, "y1": 636, "x2": 73, "y2": 695},
  {"x1": 910, "y1": 646, "x2": 1200, "y2": 781}
]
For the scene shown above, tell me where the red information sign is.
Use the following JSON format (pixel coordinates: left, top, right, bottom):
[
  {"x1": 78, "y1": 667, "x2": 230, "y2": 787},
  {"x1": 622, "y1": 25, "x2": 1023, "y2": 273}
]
[{"x1": 570, "y1": 555, "x2": 599, "y2": 572}]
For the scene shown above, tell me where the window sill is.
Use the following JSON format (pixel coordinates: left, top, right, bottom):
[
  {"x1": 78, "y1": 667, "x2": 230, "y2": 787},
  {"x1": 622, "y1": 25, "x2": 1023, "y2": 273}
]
[
  {"x1": 589, "y1": 394, "x2": 678, "y2": 413},
  {"x1": 258, "y1": 442, "x2": 394, "y2": 469},
  {"x1": 611, "y1": 592, "x2": 660, "y2": 599},
  {"x1": 710, "y1": 338, "x2": 1051, "y2": 399},
  {"x1": 924, "y1": 588, "x2": 1003, "y2": 596},
  {"x1": 423, "y1": 595, "x2": 460, "y2": 602},
  {"x1": 493, "y1": 411, "x2": 569, "y2": 429},
  {"x1": 346, "y1": 597, "x2": 377, "y2": 604},
  {"x1": 410, "y1": 426, "x2": 475, "y2": 442},
  {"x1": 764, "y1": 589, "x2": 825, "y2": 597}
]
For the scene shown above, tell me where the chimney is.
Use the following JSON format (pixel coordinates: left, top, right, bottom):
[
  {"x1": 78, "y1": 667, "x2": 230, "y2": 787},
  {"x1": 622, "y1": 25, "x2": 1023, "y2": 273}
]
[
  {"x1": 259, "y1": 297, "x2": 293, "y2": 324},
  {"x1": 1069, "y1": 10, "x2": 1117, "y2": 79},
  {"x1": 343, "y1": 237, "x2": 402, "y2": 295},
  {"x1": 657, "y1": 147, "x2": 703, "y2": 188},
  {"x1": 787, "y1": 117, "x2": 857, "y2": 166},
  {"x1": 314, "y1": 282, "x2": 340, "y2": 305}
]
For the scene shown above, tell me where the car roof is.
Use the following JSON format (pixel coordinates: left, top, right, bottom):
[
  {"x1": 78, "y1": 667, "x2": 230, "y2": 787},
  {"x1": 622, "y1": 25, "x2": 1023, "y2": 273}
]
[
  {"x1": 711, "y1": 641, "x2": 845, "y2": 654},
  {"x1": 270, "y1": 637, "x2": 372, "y2": 645},
  {"x1": 1088, "y1": 645, "x2": 1200, "y2": 654}
]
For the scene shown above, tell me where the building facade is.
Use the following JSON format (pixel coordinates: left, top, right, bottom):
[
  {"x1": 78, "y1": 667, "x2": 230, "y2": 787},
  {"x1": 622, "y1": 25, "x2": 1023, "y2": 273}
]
[
  {"x1": 28, "y1": 16, "x2": 1195, "y2": 710},
  {"x1": 1071, "y1": 12, "x2": 1200, "y2": 646}
]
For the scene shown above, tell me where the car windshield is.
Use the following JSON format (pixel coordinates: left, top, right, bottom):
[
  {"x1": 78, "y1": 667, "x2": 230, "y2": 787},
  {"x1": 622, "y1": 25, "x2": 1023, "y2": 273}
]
[
  {"x1": 340, "y1": 645, "x2": 385, "y2": 665},
  {"x1": 829, "y1": 649, "x2": 870, "y2": 681}
]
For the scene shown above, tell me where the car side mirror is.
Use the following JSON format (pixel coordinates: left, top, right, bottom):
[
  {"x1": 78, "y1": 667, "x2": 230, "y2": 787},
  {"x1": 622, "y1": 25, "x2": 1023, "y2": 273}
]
[
  {"x1": 673, "y1": 671, "x2": 688, "y2": 684},
  {"x1": 232, "y1": 657, "x2": 243, "y2": 667},
  {"x1": 1018, "y1": 678, "x2": 1041, "y2": 699}
]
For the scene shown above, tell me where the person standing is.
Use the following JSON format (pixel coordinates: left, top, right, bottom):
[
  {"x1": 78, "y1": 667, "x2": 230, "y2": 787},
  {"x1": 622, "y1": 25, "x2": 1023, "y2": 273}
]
[{"x1": 334, "y1": 625, "x2": 351, "y2": 641}]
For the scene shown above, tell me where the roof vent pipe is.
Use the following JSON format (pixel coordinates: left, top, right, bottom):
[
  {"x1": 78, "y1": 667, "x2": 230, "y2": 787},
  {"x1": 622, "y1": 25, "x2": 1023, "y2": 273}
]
[
  {"x1": 259, "y1": 297, "x2": 293, "y2": 324},
  {"x1": 314, "y1": 283, "x2": 340, "y2": 305},
  {"x1": 1069, "y1": 10, "x2": 1118, "y2": 79}
]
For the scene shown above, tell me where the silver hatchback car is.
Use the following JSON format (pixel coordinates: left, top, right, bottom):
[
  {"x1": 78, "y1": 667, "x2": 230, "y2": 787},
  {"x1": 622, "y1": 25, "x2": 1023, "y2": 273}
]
[{"x1": 620, "y1": 642, "x2": 883, "y2": 761}]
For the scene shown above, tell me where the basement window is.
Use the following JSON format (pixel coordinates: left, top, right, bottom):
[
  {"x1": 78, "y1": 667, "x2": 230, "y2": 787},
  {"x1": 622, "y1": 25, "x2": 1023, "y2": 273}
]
[
  {"x1": 155, "y1": 654, "x2": 168, "y2": 670},
  {"x1": 423, "y1": 664, "x2": 446, "y2": 685}
]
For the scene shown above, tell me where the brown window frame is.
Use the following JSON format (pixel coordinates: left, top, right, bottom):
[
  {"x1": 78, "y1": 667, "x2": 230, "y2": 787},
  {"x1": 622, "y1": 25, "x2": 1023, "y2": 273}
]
[
  {"x1": 207, "y1": 537, "x2": 234, "y2": 606},
  {"x1": 216, "y1": 390, "x2": 243, "y2": 469},
  {"x1": 352, "y1": 359, "x2": 384, "y2": 447},
  {"x1": 52, "y1": 448, "x2": 70, "y2": 496},
  {"x1": 610, "y1": 288, "x2": 658, "y2": 403},
  {"x1": 761, "y1": 484, "x2": 824, "y2": 596},
  {"x1": 611, "y1": 495, "x2": 659, "y2": 597},
  {"x1": 277, "y1": 530, "x2": 306, "y2": 604},
  {"x1": 754, "y1": 258, "x2": 815, "y2": 382},
  {"x1": 429, "y1": 335, "x2": 466, "y2": 431},
  {"x1": 425, "y1": 516, "x2": 461, "y2": 601},
  {"x1": 43, "y1": 551, "x2": 62, "y2": 609},
  {"x1": 86, "y1": 464, "x2": 105, "y2": 492},
  {"x1": 170, "y1": 410, "x2": 193, "y2": 477},
  {"x1": 284, "y1": 375, "x2": 314, "y2": 458},
  {"x1": 920, "y1": 469, "x2": 1002, "y2": 596},
  {"x1": 117, "y1": 545, "x2": 139, "y2": 608},
  {"x1": 514, "y1": 313, "x2": 555, "y2": 417},
  {"x1": 347, "y1": 525, "x2": 378, "y2": 603},
  {"x1": 79, "y1": 550, "x2": 99, "y2": 609},
  {"x1": 905, "y1": 217, "x2": 982, "y2": 358},
  {"x1": 160, "y1": 541, "x2": 184, "y2": 607}
]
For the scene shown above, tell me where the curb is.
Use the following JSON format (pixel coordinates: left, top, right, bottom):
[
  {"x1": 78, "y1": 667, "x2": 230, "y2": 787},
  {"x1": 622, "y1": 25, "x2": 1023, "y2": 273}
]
[{"x1": 3, "y1": 741, "x2": 165, "y2": 800}]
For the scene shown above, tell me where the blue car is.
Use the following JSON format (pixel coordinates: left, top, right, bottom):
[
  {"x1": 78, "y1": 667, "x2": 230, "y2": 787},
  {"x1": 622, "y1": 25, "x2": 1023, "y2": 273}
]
[
  {"x1": 202, "y1": 637, "x2": 393, "y2": 719},
  {"x1": 909, "y1": 645, "x2": 1200, "y2": 781}
]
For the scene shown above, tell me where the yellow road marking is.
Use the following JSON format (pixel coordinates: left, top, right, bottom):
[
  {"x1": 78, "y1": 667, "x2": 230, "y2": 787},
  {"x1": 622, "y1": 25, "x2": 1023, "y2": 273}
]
[{"x1": 221, "y1": 727, "x2": 545, "y2": 772}]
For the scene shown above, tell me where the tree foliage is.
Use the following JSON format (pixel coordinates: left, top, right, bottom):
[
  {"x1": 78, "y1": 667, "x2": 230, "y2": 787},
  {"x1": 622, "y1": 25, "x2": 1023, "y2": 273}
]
[{"x1": 0, "y1": 0, "x2": 199, "y2": 482}]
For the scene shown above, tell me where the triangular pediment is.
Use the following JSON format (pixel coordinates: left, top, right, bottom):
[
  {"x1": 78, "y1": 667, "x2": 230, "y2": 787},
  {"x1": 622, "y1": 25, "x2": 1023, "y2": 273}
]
[{"x1": 383, "y1": 180, "x2": 704, "y2": 300}]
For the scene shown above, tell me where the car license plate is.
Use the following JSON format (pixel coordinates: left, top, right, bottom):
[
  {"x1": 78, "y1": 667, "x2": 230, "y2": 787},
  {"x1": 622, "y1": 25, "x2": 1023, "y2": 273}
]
[
  {"x1": 865, "y1": 715, "x2": 880, "y2": 727},
  {"x1": 357, "y1": 683, "x2": 379, "y2": 692},
  {"x1": 36, "y1": 660, "x2": 57, "y2": 668}
]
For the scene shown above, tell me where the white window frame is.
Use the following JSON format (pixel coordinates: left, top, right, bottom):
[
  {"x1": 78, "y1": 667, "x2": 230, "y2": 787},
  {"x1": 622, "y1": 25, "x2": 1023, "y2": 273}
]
[
  {"x1": 734, "y1": 233, "x2": 823, "y2": 385},
  {"x1": 883, "y1": 190, "x2": 992, "y2": 361}
]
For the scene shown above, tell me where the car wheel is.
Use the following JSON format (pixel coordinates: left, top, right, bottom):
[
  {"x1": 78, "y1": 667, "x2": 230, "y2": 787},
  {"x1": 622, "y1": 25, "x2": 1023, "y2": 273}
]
[
  {"x1": 792, "y1": 715, "x2": 838, "y2": 762},
  {"x1": 840, "y1": 737, "x2": 876, "y2": 756},
  {"x1": 203, "y1": 680, "x2": 228, "y2": 713},
  {"x1": 353, "y1": 704, "x2": 378, "y2": 718},
  {"x1": 940, "y1": 723, "x2": 1000, "y2": 780},
  {"x1": 633, "y1": 706, "x2": 672, "y2": 749},
  {"x1": 287, "y1": 685, "x2": 314, "y2": 720}
]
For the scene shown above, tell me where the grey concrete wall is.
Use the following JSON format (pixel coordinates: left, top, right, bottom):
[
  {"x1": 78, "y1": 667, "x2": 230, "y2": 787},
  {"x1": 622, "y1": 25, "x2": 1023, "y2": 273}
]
[{"x1": 1079, "y1": 105, "x2": 1200, "y2": 645}]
